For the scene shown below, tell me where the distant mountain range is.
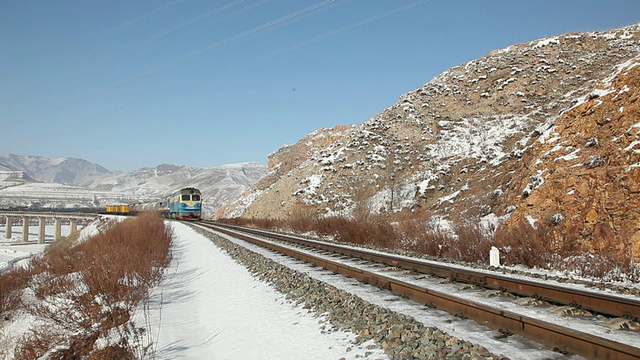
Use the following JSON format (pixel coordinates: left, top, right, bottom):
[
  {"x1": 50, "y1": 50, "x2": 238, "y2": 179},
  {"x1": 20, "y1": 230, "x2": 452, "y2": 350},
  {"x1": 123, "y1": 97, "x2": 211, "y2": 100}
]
[
  {"x1": 0, "y1": 154, "x2": 268, "y2": 216},
  {"x1": 0, "y1": 154, "x2": 111, "y2": 185}
]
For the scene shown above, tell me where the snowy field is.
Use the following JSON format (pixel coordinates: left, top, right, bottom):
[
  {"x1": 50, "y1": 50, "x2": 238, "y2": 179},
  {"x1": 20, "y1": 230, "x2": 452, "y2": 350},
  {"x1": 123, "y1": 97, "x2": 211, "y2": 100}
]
[{"x1": 0, "y1": 224, "x2": 73, "y2": 273}]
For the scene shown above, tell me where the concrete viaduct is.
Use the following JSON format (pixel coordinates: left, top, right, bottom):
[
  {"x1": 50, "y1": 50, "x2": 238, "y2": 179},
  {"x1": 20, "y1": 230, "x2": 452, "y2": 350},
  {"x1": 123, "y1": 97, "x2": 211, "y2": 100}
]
[{"x1": 0, "y1": 211, "x2": 99, "y2": 244}]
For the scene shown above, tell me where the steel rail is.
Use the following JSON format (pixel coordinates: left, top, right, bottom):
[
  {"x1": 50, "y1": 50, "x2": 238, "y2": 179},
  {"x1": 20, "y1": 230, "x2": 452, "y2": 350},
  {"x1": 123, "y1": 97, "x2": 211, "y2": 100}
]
[
  {"x1": 207, "y1": 222, "x2": 640, "y2": 321},
  {"x1": 200, "y1": 222, "x2": 640, "y2": 360}
]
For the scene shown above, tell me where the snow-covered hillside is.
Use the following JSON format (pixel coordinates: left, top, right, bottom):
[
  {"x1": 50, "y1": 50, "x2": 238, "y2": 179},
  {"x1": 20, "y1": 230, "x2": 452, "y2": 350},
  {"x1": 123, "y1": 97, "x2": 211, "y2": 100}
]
[{"x1": 215, "y1": 23, "x2": 640, "y2": 258}]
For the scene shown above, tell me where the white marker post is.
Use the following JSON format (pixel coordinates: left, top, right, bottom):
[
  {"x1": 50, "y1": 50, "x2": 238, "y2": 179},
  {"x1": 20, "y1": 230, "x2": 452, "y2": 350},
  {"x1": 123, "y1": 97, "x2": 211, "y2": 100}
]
[{"x1": 490, "y1": 246, "x2": 500, "y2": 267}]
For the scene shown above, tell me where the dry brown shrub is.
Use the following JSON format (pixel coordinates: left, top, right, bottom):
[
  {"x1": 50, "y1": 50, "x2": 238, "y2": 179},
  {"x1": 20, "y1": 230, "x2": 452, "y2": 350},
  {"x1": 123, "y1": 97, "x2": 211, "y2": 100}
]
[
  {"x1": 390, "y1": 211, "x2": 493, "y2": 262},
  {"x1": 405, "y1": 225, "x2": 479, "y2": 260},
  {"x1": 0, "y1": 267, "x2": 32, "y2": 314},
  {"x1": 13, "y1": 211, "x2": 173, "y2": 359},
  {"x1": 366, "y1": 216, "x2": 397, "y2": 249},
  {"x1": 226, "y1": 207, "x2": 639, "y2": 281},
  {"x1": 287, "y1": 203, "x2": 316, "y2": 233},
  {"x1": 438, "y1": 222, "x2": 495, "y2": 264},
  {"x1": 409, "y1": 230, "x2": 451, "y2": 258},
  {"x1": 290, "y1": 217, "x2": 315, "y2": 234},
  {"x1": 391, "y1": 211, "x2": 448, "y2": 257},
  {"x1": 252, "y1": 217, "x2": 282, "y2": 230},
  {"x1": 89, "y1": 343, "x2": 136, "y2": 360},
  {"x1": 393, "y1": 210, "x2": 431, "y2": 244},
  {"x1": 13, "y1": 325, "x2": 63, "y2": 360},
  {"x1": 494, "y1": 220, "x2": 553, "y2": 268},
  {"x1": 314, "y1": 215, "x2": 396, "y2": 248}
]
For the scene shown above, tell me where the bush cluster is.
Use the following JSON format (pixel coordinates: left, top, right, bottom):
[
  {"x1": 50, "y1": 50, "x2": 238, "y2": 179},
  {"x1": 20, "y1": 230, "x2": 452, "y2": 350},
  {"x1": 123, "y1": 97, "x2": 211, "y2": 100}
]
[
  {"x1": 221, "y1": 210, "x2": 638, "y2": 282},
  {"x1": 0, "y1": 212, "x2": 173, "y2": 359}
]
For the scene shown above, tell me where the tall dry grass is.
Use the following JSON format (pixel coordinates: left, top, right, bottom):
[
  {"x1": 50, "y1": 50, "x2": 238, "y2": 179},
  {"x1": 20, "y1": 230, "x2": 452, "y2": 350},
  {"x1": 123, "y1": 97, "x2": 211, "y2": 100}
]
[
  {"x1": 495, "y1": 219, "x2": 639, "y2": 281},
  {"x1": 221, "y1": 208, "x2": 638, "y2": 282},
  {"x1": 0, "y1": 267, "x2": 31, "y2": 314},
  {"x1": 2, "y1": 212, "x2": 173, "y2": 359},
  {"x1": 220, "y1": 213, "x2": 490, "y2": 262}
]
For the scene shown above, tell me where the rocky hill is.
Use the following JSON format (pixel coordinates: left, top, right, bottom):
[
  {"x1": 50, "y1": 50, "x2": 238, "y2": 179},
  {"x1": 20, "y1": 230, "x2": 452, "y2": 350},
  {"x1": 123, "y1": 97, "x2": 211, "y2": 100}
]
[{"x1": 216, "y1": 24, "x2": 640, "y2": 260}]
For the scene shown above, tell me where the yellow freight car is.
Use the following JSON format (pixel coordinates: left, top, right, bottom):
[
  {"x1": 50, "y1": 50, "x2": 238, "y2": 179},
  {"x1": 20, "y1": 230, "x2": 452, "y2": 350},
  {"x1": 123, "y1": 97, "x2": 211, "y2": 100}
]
[
  {"x1": 105, "y1": 205, "x2": 119, "y2": 214},
  {"x1": 105, "y1": 204, "x2": 131, "y2": 215}
]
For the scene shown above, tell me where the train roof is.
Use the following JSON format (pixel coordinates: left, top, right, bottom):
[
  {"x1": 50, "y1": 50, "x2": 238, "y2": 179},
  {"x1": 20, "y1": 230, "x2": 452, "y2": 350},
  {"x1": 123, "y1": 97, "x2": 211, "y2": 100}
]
[{"x1": 170, "y1": 187, "x2": 201, "y2": 196}]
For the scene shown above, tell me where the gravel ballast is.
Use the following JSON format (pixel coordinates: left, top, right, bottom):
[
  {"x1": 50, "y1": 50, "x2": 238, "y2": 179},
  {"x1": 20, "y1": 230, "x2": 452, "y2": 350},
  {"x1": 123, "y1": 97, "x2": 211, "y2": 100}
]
[{"x1": 191, "y1": 225, "x2": 504, "y2": 360}]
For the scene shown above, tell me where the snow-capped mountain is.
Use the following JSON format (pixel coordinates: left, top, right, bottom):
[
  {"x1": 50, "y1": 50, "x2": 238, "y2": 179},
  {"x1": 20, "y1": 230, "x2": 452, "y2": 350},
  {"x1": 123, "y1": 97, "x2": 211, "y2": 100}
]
[
  {"x1": 0, "y1": 154, "x2": 112, "y2": 185},
  {"x1": 78, "y1": 162, "x2": 268, "y2": 215},
  {"x1": 0, "y1": 156, "x2": 268, "y2": 216}
]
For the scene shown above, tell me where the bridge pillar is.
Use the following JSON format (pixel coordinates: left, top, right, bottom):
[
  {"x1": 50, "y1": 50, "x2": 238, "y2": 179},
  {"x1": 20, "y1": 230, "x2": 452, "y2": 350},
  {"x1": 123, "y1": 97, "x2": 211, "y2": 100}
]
[
  {"x1": 70, "y1": 219, "x2": 78, "y2": 235},
  {"x1": 54, "y1": 218, "x2": 62, "y2": 242},
  {"x1": 38, "y1": 217, "x2": 46, "y2": 244},
  {"x1": 5, "y1": 216, "x2": 12, "y2": 239},
  {"x1": 22, "y1": 216, "x2": 29, "y2": 242}
]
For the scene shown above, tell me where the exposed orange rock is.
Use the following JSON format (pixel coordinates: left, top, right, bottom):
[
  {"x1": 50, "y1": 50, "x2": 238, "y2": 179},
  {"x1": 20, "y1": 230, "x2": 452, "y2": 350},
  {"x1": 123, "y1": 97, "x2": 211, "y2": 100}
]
[{"x1": 504, "y1": 61, "x2": 640, "y2": 259}]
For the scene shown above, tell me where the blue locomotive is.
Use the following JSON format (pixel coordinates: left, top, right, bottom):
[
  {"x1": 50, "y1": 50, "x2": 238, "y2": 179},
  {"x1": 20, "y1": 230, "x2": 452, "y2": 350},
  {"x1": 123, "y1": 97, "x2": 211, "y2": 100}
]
[
  {"x1": 166, "y1": 187, "x2": 202, "y2": 220},
  {"x1": 126, "y1": 187, "x2": 202, "y2": 220}
]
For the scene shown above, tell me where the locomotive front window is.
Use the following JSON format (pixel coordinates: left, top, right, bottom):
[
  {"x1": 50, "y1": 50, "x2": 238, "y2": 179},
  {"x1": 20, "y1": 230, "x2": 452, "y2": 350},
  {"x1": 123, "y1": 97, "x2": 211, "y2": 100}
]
[
  {"x1": 192, "y1": 195, "x2": 201, "y2": 201},
  {"x1": 181, "y1": 195, "x2": 190, "y2": 201}
]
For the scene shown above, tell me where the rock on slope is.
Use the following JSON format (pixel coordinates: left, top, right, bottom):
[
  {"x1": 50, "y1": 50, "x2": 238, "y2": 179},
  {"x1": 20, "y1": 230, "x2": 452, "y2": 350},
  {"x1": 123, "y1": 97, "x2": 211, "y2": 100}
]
[{"x1": 217, "y1": 24, "x2": 640, "y2": 259}]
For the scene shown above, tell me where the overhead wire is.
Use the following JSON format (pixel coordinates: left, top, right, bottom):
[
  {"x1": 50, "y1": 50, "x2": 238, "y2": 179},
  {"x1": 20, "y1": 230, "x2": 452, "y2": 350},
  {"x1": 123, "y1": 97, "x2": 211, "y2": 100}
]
[
  {"x1": 8, "y1": 0, "x2": 191, "y2": 111},
  {"x1": 142, "y1": 0, "x2": 245, "y2": 43},
  {"x1": 38, "y1": 0, "x2": 342, "y2": 120},
  {"x1": 55, "y1": 0, "x2": 190, "y2": 59},
  {"x1": 255, "y1": 0, "x2": 352, "y2": 36},
  {"x1": 269, "y1": 0, "x2": 430, "y2": 57},
  {"x1": 81, "y1": 0, "x2": 342, "y2": 93},
  {"x1": 78, "y1": 0, "x2": 261, "y2": 74},
  {"x1": 117, "y1": 0, "x2": 187, "y2": 29}
]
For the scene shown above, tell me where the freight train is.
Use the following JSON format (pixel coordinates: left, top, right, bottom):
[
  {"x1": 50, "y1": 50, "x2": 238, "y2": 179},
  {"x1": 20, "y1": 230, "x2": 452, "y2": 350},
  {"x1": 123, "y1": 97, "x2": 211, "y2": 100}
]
[{"x1": 104, "y1": 187, "x2": 202, "y2": 220}]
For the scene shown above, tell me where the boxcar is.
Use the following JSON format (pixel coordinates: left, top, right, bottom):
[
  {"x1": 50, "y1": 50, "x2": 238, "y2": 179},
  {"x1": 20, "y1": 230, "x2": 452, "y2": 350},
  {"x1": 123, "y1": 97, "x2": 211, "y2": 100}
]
[{"x1": 104, "y1": 204, "x2": 130, "y2": 215}]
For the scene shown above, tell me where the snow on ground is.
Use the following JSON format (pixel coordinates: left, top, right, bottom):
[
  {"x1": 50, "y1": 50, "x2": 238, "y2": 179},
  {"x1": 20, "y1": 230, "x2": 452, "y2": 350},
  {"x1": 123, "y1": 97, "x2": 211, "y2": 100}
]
[
  {"x1": 138, "y1": 222, "x2": 388, "y2": 360},
  {"x1": 204, "y1": 226, "x2": 572, "y2": 360},
  {"x1": 4, "y1": 218, "x2": 630, "y2": 359},
  {"x1": 0, "y1": 243, "x2": 48, "y2": 273},
  {"x1": 1, "y1": 218, "x2": 388, "y2": 359},
  {"x1": 0, "y1": 224, "x2": 72, "y2": 272}
]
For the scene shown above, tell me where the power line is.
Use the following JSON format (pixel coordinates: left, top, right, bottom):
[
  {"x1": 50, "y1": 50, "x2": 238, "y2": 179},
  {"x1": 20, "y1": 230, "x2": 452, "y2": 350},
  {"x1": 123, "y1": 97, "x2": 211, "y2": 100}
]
[
  {"x1": 142, "y1": 0, "x2": 245, "y2": 43},
  {"x1": 57, "y1": 0, "x2": 190, "y2": 58},
  {"x1": 270, "y1": 0, "x2": 430, "y2": 57},
  {"x1": 92, "y1": 0, "x2": 341, "y2": 90},
  {"x1": 35, "y1": 0, "x2": 341, "y2": 120}
]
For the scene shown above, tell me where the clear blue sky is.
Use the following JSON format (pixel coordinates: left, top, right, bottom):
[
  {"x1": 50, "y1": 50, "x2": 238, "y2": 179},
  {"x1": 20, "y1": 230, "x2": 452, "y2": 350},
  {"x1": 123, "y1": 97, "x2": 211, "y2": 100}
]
[{"x1": 2, "y1": 0, "x2": 639, "y2": 172}]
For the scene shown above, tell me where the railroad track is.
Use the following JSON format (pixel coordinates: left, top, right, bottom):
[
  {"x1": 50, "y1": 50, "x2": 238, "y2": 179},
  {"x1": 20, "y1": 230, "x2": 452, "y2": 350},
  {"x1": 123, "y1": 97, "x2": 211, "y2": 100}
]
[{"x1": 198, "y1": 220, "x2": 640, "y2": 360}]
